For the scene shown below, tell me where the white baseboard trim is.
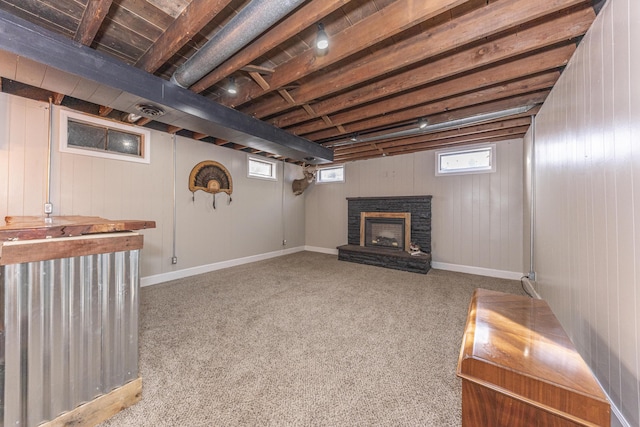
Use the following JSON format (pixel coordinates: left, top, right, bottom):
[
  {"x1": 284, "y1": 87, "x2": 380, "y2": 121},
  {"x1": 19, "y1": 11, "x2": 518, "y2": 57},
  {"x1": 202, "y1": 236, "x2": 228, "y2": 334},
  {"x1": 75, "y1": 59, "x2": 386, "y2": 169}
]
[
  {"x1": 140, "y1": 246, "x2": 305, "y2": 287},
  {"x1": 304, "y1": 245, "x2": 339, "y2": 255},
  {"x1": 430, "y1": 261, "x2": 523, "y2": 281},
  {"x1": 521, "y1": 277, "x2": 542, "y2": 299},
  {"x1": 609, "y1": 393, "x2": 633, "y2": 427},
  {"x1": 302, "y1": 248, "x2": 522, "y2": 281}
]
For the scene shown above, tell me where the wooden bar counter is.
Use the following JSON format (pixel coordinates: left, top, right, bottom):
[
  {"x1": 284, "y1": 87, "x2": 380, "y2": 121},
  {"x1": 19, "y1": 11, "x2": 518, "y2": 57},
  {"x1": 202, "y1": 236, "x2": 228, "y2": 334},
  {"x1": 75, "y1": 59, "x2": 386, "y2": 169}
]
[
  {"x1": 0, "y1": 216, "x2": 155, "y2": 427},
  {"x1": 457, "y1": 289, "x2": 610, "y2": 427}
]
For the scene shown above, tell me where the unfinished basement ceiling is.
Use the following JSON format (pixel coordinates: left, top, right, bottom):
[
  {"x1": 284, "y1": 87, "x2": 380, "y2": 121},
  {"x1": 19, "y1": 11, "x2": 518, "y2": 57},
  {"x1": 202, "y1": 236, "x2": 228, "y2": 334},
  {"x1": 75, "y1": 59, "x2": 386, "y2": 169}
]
[{"x1": 0, "y1": 0, "x2": 598, "y2": 164}]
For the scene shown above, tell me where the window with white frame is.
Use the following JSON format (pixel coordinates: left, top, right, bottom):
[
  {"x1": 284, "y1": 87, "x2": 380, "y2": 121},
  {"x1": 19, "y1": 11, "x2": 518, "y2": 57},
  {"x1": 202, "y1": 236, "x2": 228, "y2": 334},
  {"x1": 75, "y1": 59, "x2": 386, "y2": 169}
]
[
  {"x1": 247, "y1": 156, "x2": 277, "y2": 180},
  {"x1": 316, "y1": 164, "x2": 345, "y2": 183},
  {"x1": 59, "y1": 109, "x2": 151, "y2": 163},
  {"x1": 435, "y1": 144, "x2": 495, "y2": 176}
]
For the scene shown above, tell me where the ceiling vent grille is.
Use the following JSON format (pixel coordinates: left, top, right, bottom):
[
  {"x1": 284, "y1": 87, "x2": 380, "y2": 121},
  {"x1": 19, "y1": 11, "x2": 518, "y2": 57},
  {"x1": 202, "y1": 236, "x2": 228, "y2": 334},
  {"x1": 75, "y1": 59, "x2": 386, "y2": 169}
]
[{"x1": 135, "y1": 103, "x2": 165, "y2": 117}]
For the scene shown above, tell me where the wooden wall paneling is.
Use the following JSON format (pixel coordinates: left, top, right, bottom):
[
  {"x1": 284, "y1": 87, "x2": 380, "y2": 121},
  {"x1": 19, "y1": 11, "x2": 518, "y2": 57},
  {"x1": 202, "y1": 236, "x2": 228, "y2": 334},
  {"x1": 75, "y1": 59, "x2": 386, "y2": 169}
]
[
  {"x1": 179, "y1": 141, "x2": 205, "y2": 265},
  {"x1": 56, "y1": 151, "x2": 71, "y2": 215},
  {"x1": 0, "y1": 94, "x2": 9, "y2": 219},
  {"x1": 175, "y1": 137, "x2": 228, "y2": 266},
  {"x1": 602, "y1": 2, "x2": 623, "y2": 405},
  {"x1": 471, "y1": 173, "x2": 483, "y2": 266},
  {"x1": 370, "y1": 158, "x2": 391, "y2": 196},
  {"x1": 7, "y1": 95, "x2": 27, "y2": 215},
  {"x1": 357, "y1": 157, "x2": 375, "y2": 197},
  {"x1": 566, "y1": 58, "x2": 580, "y2": 336},
  {"x1": 508, "y1": 141, "x2": 527, "y2": 271},
  {"x1": 588, "y1": 11, "x2": 611, "y2": 394},
  {"x1": 443, "y1": 175, "x2": 458, "y2": 265},
  {"x1": 23, "y1": 101, "x2": 48, "y2": 215},
  {"x1": 305, "y1": 163, "x2": 349, "y2": 249},
  {"x1": 489, "y1": 145, "x2": 503, "y2": 268},
  {"x1": 71, "y1": 153, "x2": 94, "y2": 216},
  {"x1": 522, "y1": 132, "x2": 532, "y2": 284},
  {"x1": 611, "y1": 0, "x2": 637, "y2": 417},
  {"x1": 135, "y1": 132, "x2": 170, "y2": 276},
  {"x1": 572, "y1": 39, "x2": 590, "y2": 356},
  {"x1": 531, "y1": 0, "x2": 640, "y2": 423},
  {"x1": 628, "y1": 0, "x2": 640, "y2": 418},
  {"x1": 442, "y1": 174, "x2": 458, "y2": 264},
  {"x1": 233, "y1": 166, "x2": 281, "y2": 257},
  {"x1": 89, "y1": 157, "x2": 106, "y2": 216},
  {"x1": 476, "y1": 170, "x2": 489, "y2": 268},
  {"x1": 460, "y1": 173, "x2": 474, "y2": 265},
  {"x1": 282, "y1": 161, "x2": 305, "y2": 248},
  {"x1": 94, "y1": 156, "x2": 113, "y2": 218},
  {"x1": 427, "y1": 154, "x2": 453, "y2": 264}
]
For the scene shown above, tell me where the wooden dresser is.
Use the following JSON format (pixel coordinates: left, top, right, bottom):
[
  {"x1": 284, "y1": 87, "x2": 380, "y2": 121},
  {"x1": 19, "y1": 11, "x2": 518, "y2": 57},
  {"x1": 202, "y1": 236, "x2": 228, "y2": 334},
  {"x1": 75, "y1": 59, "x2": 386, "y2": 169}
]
[{"x1": 457, "y1": 288, "x2": 610, "y2": 427}]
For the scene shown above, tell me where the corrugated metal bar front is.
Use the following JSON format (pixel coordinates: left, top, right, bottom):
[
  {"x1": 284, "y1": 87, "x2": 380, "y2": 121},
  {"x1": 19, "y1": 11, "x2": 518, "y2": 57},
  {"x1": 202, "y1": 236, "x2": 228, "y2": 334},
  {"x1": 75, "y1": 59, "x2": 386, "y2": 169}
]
[{"x1": 1, "y1": 248, "x2": 140, "y2": 427}]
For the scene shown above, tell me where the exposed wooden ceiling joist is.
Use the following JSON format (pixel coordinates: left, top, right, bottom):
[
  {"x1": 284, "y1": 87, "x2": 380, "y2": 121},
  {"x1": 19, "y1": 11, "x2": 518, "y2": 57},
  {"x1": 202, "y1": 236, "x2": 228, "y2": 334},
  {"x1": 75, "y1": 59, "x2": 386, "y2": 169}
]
[
  {"x1": 334, "y1": 118, "x2": 533, "y2": 158},
  {"x1": 245, "y1": 1, "x2": 594, "y2": 120},
  {"x1": 135, "y1": 0, "x2": 234, "y2": 73},
  {"x1": 74, "y1": 0, "x2": 113, "y2": 46},
  {"x1": 268, "y1": 6, "x2": 593, "y2": 128},
  {"x1": 188, "y1": 0, "x2": 354, "y2": 92},
  {"x1": 0, "y1": 0, "x2": 599, "y2": 163},
  {"x1": 306, "y1": 73, "x2": 556, "y2": 142},
  {"x1": 287, "y1": 45, "x2": 575, "y2": 136},
  {"x1": 219, "y1": 0, "x2": 467, "y2": 107}
]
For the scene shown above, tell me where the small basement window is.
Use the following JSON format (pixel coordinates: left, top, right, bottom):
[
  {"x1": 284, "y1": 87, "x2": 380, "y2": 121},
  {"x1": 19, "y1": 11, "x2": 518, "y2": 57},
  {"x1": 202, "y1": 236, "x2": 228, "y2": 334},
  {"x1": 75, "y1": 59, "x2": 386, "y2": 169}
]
[
  {"x1": 435, "y1": 144, "x2": 495, "y2": 176},
  {"x1": 316, "y1": 165, "x2": 345, "y2": 183},
  {"x1": 247, "y1": 156, "x2": 277, "y2": 180},
  {"x1": 59, "y1": 109, "x2": 150, "y2": 163}
]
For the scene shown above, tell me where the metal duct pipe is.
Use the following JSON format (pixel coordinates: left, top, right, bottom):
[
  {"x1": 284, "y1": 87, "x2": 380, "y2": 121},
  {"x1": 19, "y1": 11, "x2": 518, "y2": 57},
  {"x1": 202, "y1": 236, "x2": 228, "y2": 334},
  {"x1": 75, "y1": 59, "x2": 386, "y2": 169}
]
[
  {"x1": 327, "y1": 105, "x2": 536, "y2": 147},
  {"x1": 171, "y1": 0, "x2": 305, "y2": 88}
]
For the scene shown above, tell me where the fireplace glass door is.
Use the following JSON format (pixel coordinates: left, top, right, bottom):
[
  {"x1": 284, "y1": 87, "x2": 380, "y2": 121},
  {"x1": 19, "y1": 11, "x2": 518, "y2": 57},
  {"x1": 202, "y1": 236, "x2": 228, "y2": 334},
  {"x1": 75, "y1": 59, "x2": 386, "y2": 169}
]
[{"x1": 359, "y1": 212, "x2": 411, "y2": 252}]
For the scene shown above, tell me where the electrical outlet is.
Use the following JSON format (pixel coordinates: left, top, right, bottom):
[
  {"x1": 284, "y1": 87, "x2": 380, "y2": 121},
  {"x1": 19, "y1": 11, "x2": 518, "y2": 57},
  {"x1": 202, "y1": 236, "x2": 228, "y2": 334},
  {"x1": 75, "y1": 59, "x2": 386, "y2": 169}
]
[
  {"x1": 171, "y1": 257, "x2": 178, "y2": 264},
  {"x1": 282, "y1": 239, "x2": 287, "y2": 246},
  {"x1": 44, "y1": 203, "x2": 53, "y2": 214}
]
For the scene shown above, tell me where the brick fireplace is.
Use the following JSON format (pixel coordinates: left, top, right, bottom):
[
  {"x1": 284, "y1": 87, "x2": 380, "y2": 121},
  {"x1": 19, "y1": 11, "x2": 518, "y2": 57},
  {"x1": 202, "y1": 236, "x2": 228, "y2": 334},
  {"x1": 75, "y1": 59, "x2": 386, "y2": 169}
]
[{"x1": 337, "y1": 196, "x2": 432, "y2": 274}]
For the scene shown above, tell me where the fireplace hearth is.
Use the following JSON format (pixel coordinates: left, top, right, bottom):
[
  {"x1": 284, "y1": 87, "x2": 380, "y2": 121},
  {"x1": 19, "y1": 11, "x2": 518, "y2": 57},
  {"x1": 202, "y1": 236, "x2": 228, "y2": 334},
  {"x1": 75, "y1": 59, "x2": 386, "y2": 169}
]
[{"x1": 337, "y1": 196, "x2": 431, "y2": 274}]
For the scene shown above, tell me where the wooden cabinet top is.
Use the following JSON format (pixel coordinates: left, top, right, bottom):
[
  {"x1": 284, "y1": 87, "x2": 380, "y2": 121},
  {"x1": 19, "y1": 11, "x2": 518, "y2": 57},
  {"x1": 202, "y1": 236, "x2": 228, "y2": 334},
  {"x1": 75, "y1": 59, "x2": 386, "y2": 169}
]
[
  {"x1": 0, "y1": 216, "x2": 156, "y2": 241},
  {"x1": 457, "y1": 288, "x2": 610, "y2": 426}
]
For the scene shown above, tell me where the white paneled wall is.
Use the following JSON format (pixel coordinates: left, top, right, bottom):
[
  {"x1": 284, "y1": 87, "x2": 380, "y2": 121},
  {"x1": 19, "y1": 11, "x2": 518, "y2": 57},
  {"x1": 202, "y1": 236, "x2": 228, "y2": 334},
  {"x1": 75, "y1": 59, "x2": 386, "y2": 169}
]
[
  {"x1": 305, "y1": 139, "x2": 524, "y2": 277},
  {"x1": 529, "y1": 0, "x2": 639, "y2": 424},
  {"x1": 0, "y1": 94, "x2": 49, "y2": 216},
  {"x1": 0, "y1": 93, "x2": 305, "y2": 280}
]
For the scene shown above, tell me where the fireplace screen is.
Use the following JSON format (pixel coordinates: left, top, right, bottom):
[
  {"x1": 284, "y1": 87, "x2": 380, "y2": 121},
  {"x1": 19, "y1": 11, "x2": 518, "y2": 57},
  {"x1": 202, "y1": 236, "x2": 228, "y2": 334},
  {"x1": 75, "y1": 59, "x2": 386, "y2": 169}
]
[{"x1": 360, "y1": 212, "x2": 411, "y2": 252}]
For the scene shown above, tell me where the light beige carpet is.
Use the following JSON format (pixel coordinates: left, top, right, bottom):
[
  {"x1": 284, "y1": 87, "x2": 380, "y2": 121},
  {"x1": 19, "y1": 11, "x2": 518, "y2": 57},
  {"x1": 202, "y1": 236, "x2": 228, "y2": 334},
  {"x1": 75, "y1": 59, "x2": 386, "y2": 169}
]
[{"x1": 100, "y1": 251, "x2": 525, "y2": 426}]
